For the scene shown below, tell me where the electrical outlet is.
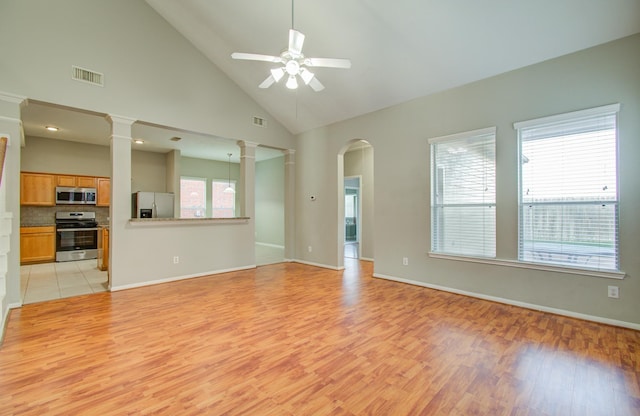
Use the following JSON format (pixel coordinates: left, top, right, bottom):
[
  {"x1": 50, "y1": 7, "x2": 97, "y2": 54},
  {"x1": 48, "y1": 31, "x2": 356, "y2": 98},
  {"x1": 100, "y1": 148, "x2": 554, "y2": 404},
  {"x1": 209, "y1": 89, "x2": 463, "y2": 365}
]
[
  {"x1": 402, "y1": 257, "x2": 409, "y2": 266},
  {"x1": 173, "y1": 256, "x2": 179, "y2": 264},
  {"x1": 608, "y1": 285, "x2": 619, "y2": 299},
  {"x1": 308, "y1": 246, "x2": 312, "y2": 253}
]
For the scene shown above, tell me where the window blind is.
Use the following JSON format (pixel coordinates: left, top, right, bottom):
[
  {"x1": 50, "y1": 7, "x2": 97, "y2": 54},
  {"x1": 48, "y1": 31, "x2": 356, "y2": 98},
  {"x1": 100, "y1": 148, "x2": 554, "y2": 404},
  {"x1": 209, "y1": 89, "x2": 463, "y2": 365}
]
[
  {"x1": 516, "y1": 105, "x2": 619, "y2": 271},
  {"x1": 430, "y1": 128, "x2": 496, "y2": 257}
]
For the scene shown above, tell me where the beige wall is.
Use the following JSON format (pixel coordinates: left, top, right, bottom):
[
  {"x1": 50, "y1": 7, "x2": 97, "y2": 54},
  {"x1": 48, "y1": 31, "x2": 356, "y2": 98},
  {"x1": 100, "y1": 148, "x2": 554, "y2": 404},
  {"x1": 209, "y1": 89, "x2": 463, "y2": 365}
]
[
  {"x1": 296, "y1": 34, "x2": 640, "y2": 326},
  {"x1": 255, "y1": 156, "x2": 285, "y2": 247}
]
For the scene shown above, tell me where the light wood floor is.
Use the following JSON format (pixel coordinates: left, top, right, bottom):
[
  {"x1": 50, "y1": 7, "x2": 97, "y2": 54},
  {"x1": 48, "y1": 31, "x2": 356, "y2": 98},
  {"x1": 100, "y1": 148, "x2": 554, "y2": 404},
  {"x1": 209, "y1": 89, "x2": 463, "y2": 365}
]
[{"x1": 1, "y1": 260, "x2": 639, "y2": 415}]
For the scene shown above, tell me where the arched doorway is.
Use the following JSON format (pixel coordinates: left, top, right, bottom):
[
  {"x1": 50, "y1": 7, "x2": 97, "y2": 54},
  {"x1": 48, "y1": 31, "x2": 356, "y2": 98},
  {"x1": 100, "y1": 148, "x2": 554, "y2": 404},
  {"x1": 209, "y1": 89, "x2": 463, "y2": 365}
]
[{"x1": 338, "y1": 140, "x2": 374, "y2": 267}]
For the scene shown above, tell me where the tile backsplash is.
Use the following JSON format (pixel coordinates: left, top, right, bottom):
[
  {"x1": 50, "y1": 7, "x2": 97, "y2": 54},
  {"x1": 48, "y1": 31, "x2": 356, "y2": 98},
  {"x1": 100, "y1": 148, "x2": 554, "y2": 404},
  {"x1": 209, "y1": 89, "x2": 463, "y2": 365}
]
[{"x1": 21, "y1": 206, "x2": 110, "y2": 227}]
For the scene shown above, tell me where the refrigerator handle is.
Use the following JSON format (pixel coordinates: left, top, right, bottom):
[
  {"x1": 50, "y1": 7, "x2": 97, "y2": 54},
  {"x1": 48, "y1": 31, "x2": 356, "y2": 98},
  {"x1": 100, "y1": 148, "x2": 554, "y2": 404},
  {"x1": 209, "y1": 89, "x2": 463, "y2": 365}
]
[{"x1": 152, "y1": 201, "x2": 157, "y2": 218}]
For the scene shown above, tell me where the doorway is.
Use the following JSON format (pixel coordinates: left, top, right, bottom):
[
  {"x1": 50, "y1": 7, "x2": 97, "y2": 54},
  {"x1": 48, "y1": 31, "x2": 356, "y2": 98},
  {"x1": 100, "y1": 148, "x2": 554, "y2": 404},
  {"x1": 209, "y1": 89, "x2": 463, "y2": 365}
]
[
  {"x1": 344, "y1": 178, "x2": 360, "y2": 259},
  {"x1": 340, "y1": 140, "x2": 373, "y2": 266}
]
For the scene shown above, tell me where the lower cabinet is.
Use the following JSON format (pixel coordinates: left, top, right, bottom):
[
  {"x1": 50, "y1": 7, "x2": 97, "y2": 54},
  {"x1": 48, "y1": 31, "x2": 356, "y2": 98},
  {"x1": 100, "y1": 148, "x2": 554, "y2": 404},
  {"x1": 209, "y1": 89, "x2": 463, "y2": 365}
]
[
  {"x1": 21, "y1": 226, "x2": 56, "y2": 264},
  {"x1": 97, "y1": 227, "x2": 109, "y2": 271}
]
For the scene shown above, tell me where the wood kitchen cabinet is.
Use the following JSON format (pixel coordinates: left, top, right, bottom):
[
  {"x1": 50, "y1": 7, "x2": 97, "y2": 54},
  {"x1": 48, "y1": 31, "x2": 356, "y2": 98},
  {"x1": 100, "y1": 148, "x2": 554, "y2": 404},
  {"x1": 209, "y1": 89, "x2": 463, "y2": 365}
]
[
  {"x1": 20, "y1": 172, "x2": 56, "y2": 206},
  {"x1": 56, "y1": 175, "x2": 96, "y2": 188},
  {"x1": 20, "y1": 226, "x2": 56, "y2": 264},
  {"x1": 96, "y1": 177, "x2": 110, "y2": 206},
  {"x1": 97, "y1": 227, "x2": 109, "y2": 271}
]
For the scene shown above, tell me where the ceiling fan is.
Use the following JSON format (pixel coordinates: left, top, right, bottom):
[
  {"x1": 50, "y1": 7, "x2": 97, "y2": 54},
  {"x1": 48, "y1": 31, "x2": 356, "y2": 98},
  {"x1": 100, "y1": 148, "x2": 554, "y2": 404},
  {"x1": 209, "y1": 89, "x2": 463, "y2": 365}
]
[{"x1": 231, "y1": 1, "x2": 351, "y2": 92}]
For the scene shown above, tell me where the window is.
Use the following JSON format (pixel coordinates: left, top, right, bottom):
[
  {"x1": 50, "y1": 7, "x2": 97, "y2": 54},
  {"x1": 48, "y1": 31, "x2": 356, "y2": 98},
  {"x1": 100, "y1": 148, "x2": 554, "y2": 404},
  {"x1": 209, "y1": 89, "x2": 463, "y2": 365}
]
[
  {"x1": 180, "y1": 177, "x2": 206, "y2": 218},
  {"x1": 212, "y1": 180, "x2": 236, "y2": 218},
  {"x1": 429, "y1": 127, "x2": 496, "y2": 257},
  {"x1": 515, "y1": 104, "x2": 620, "y2": 272}
]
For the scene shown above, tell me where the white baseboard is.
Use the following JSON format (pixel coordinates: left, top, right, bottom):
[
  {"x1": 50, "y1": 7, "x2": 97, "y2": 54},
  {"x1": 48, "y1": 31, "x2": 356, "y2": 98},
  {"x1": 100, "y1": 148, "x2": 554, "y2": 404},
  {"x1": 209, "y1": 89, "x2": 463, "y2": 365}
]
[
  {"x1": 293, "y1": 259, "x2": 344, "y2": 271},
  {"x1": 373, "y1": 272, "x2": 640, "y2": 331},
  {"x1": 1, "y1": 302, "x2": 22, "y2": 344},
  {"x1": 111, "y1": 265, "x2": 257, "y2": 292},
  {"x1": 255, "y1": 242, "x2": 285, "y2": 249}
]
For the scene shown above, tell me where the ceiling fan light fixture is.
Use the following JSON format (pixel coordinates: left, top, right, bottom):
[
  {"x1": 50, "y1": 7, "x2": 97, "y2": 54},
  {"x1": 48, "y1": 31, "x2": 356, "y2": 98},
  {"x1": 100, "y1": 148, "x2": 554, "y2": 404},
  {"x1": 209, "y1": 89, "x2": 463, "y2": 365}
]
[
  {"x1": 271, "y1": 67, "x2": 285, "y2": 82},
  {"x1": 286, "y1": 75, "x2": 298, "y2": 89},
  {"x1": 299, "y1": 68, "x2": 315, "y2": 85}
]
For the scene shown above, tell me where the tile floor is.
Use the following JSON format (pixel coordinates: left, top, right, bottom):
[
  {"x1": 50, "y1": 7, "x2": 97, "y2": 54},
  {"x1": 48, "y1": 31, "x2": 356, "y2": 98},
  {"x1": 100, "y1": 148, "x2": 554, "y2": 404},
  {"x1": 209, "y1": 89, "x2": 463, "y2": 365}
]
[{"x1": 21, "y1": 259, "x2": 108, "y2": 304}]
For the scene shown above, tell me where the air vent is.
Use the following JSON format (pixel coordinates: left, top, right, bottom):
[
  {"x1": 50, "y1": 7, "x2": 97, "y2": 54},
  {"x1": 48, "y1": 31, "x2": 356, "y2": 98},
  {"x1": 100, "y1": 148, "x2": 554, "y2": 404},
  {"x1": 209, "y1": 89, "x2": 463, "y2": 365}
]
[
  {"x1": 252, "y1": 116, "x2": 267, "y2": 128},
  {"x1": 72, "y1": 65, "x2": 104, "y2": 86}
]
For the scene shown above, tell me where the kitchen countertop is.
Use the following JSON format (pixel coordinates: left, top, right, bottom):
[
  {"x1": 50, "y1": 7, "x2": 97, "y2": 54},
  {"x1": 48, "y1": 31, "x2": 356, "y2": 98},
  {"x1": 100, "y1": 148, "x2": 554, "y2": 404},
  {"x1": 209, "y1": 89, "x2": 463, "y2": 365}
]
[{"x1": 129, "y1": 217, "x2": 249, "y2": 226}]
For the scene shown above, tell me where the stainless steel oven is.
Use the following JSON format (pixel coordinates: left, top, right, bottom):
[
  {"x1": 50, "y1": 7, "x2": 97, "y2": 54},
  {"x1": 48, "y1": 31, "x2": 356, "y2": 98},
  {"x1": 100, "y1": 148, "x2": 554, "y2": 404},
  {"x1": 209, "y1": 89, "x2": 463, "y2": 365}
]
[{"x1": 55, "y1": 212, "x2": 99, "y2": 262}]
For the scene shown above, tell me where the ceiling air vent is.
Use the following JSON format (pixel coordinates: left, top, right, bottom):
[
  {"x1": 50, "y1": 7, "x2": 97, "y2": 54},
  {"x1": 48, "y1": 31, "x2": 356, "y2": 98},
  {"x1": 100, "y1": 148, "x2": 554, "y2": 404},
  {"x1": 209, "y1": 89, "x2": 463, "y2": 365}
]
[
  {"x1": 72, "y1": 65, "x2": 104, "y2": 87},
  {"x1": 252, "y1": 116, "x2": 266, "y2": 128}
]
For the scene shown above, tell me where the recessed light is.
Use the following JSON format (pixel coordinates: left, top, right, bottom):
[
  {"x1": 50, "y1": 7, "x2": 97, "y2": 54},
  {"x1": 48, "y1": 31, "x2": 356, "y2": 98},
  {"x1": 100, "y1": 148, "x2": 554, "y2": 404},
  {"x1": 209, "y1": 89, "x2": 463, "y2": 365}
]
[
  {"x1": 133, "y1": 139, "x2": 144, "y2": 144},
  {"x1": 45, "y1": 126, "x2": 59, "y2": 132}
]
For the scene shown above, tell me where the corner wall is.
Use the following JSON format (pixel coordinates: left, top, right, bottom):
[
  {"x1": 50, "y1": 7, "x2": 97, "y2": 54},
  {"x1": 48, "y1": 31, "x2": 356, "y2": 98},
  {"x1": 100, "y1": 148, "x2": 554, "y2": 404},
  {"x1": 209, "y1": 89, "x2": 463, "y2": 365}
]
[{"x1": 295, "y1": 34, "x2": 640, "y2": 326}]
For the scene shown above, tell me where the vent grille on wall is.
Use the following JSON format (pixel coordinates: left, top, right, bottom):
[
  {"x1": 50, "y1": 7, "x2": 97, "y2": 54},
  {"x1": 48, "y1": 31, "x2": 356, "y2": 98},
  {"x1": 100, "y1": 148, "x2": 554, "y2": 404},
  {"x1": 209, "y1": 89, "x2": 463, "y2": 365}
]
[
  {"x1": 72, "y1": 66, "x2": 104, "y2": 86},
  {"x1": 252, "y1": 116, "x2": 266, "y2": 128}
]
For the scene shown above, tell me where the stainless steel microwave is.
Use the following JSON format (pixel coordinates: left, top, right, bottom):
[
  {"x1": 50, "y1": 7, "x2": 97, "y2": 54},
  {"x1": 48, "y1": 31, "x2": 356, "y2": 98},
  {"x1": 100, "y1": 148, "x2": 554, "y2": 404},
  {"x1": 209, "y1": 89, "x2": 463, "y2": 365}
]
[{"x1": 55, "y1": 187, "x2": 97, "y2": 205}]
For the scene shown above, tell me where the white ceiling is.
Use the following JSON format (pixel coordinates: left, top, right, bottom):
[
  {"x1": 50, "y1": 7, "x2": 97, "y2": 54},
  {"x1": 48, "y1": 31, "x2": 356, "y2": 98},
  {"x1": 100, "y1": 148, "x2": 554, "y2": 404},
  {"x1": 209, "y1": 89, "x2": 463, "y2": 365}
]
[
  {"x1": 146, "y1": 0, "x2": 640, "y2": 134},
  {"x1": 20, "y1": 0, "x2": 640, "y2": 161}
]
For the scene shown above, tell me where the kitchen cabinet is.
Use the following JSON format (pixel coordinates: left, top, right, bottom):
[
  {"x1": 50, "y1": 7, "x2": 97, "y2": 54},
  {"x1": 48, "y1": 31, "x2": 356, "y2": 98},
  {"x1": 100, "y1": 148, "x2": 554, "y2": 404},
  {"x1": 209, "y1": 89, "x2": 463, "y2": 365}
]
[
  {"x1": 20, "y1": 172, "x2": 55, "y2": 206},
  {"x1": 97, "y1": 227, "x2": 109, "y2": 271},
  {"x1": 97, "y1": 178, "x2": 110, "y2": 206},
  {"x1": 20, "y1": 226, "x2": 56, "y2": 264},
  {"x1": 56, "y1": 175, "x2": 96, "y2": 188}
]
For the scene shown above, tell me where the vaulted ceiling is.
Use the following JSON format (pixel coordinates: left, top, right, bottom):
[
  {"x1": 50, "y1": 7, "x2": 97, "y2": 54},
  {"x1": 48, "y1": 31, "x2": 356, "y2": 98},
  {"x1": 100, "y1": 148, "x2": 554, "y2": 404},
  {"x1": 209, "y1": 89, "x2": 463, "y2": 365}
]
[{"x1": 146, "y1": 0, "x2": 640, "y2": 134}]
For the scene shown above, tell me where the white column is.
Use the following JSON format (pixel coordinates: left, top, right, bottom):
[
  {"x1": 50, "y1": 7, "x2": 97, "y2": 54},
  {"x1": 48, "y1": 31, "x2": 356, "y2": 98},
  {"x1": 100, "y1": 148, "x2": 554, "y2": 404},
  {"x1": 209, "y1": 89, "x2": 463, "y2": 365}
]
[
  {"x1": 237, "y1": 141, "x2": 258, "y2": 219},
  {"x1": 238, "y1": 141, "x2": 257, "y2": 265},
  {"x1": 0, "y1": 92, "x2": 26, "y2": 331},
  {"x1": 106, "y1": 115, "x2": 135, "y2": 290},
  {"x1": 284, "y1": 149, "x2": 296, "y2": 261}
]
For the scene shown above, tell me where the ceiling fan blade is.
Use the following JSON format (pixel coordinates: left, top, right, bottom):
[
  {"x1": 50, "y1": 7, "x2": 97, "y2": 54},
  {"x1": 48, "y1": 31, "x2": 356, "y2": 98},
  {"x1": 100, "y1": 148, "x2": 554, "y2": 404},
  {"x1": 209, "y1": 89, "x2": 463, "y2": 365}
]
[
  {"x1": 305, "y1": 57, "x2": 351, "y2": 69},
  {"x1": 309, "y1": 76, "x2": 325, "y2": 92},
  {"x1": 288, "y1": 29, "x2": 305, "y2": 56},
  {"x1": 231, "y1": 52, "x2": 282, "y2": 63},
  {"x1": 258, "y1": 74, "x2": 276, "y2": 89}
]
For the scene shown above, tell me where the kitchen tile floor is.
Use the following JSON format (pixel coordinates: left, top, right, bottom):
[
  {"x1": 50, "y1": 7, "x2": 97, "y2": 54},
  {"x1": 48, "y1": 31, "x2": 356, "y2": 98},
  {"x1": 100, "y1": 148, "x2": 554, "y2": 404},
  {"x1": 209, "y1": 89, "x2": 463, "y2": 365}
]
[{"x1": 21, "y1": 260, "x2": 108, "y2": 304}]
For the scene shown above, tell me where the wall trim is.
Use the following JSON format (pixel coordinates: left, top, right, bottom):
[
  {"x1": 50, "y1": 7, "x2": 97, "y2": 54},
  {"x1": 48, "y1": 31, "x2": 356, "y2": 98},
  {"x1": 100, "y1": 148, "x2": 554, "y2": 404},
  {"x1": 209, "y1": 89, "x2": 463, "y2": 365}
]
[
  {"x1": 373, "y1": 272, "x2": 640, "y2": 331},
  {"x1": 256, "y1": 242, "x2": 285, "y2": 249},
  {"x1": 1, "y1": 302, "x2": 22, "y2": 345},
  {"x1": 110, "y1": 265, "x2": 257, "y2": 292},
  {"x1": 293, "y1": 259, "x2": 344, "y2": 271}
]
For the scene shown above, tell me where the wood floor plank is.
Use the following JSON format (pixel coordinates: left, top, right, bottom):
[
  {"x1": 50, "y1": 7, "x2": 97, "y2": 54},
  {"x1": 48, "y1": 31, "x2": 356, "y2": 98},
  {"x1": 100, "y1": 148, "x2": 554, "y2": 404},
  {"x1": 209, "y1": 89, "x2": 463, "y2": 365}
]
[{"x1": 1, "y1": 260, "x2": 639, "y2": 415}]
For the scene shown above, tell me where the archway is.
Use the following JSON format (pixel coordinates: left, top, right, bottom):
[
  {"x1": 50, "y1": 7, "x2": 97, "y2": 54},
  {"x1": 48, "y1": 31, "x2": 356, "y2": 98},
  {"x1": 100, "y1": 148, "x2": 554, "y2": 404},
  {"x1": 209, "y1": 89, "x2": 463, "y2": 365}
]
[{"x1": 338, "y1": 140, "x2": 374, "y2": 268}]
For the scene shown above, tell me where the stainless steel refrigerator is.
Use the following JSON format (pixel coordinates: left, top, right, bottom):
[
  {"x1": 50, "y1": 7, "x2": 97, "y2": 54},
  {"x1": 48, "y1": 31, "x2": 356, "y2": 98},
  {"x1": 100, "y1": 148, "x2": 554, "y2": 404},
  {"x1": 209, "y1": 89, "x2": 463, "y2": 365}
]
[{"x1": 132, "y1": 192, "x2": 174, "y2": 218}]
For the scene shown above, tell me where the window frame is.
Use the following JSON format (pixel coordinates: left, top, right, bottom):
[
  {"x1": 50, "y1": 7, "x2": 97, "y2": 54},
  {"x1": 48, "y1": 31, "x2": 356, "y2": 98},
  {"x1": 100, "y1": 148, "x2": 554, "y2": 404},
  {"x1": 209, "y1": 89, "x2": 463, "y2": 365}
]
[
  {"x1": 211, "y1": 179, "x2": 236, "y2": 218},
  {"x1": 428, "y1": 126, "x2": 497, "y2": 259},
  {"x1": 514, "y1": 103, "x2": 621, "y2": 273},
  {"x1": 179, "y1": 176, "x2": 207, "y2": 218}
]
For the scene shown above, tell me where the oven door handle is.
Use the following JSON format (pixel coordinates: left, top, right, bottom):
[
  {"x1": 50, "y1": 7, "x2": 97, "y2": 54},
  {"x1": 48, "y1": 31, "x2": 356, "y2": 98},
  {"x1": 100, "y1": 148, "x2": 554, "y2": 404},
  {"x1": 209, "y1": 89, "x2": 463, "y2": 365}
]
[{"x1": 56, "y1": 227, "x2": 99, "y2": 231}]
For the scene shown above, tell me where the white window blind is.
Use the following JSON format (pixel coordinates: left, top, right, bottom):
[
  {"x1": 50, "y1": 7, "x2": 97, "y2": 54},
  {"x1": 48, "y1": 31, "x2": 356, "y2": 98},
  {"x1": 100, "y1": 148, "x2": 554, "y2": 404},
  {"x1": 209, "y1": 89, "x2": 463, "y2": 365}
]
[
  {"x1": 516, "y1": 104, "x2": 620, "y2": 271},
  {"x1": 430, "y1": 127, "x2": 496, "y2": 257}
]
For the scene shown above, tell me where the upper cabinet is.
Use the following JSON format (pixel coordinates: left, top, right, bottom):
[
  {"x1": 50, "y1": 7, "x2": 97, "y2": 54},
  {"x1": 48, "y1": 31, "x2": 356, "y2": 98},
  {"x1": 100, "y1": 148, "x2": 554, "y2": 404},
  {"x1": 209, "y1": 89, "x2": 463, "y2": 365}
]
[
  {"x1": 20, "y1": 172, "x2": 56, "y2": 206},
  {"x1": 21, "y1": 172, "x2": 109, "y2": 206},
  {"x1": 56, "y1": 175, "x2": 96, "y2": 188},
  {"x1": 96, "y1": 178, "x2": 110, "y2": 207}
]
